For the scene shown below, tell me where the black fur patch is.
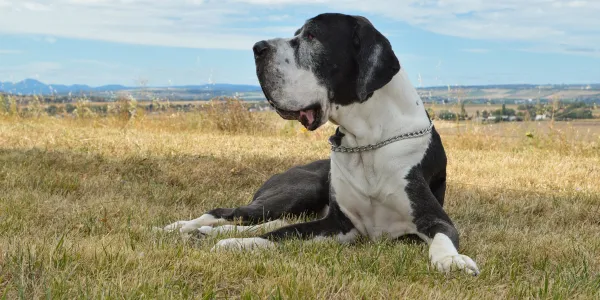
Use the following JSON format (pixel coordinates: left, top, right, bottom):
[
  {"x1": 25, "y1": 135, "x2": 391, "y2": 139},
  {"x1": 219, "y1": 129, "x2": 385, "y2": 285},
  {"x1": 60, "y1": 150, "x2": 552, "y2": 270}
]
[
  {"x1": 256, "y1": 13, "x2": 401, "y2": 108},
  {"x1": 300, "y1": 13, "x2": 400, "y2": 105},
  {"x1": 328, "y1": 127, "x2": 345, "y2": 147}
]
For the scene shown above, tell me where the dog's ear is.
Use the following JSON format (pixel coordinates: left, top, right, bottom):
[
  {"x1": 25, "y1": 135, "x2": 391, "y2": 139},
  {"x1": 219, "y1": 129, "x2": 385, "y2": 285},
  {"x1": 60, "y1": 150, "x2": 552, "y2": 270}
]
[{"x1": 352, "y1": 16, "x2": 400, "y2": 102}]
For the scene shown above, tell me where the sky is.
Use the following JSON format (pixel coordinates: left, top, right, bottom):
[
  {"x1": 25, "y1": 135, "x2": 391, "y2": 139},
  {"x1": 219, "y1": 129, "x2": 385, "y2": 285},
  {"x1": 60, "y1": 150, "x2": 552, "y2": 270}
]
[{"x1": 0, "y1": 0, "x2": 599, "y2": 88}]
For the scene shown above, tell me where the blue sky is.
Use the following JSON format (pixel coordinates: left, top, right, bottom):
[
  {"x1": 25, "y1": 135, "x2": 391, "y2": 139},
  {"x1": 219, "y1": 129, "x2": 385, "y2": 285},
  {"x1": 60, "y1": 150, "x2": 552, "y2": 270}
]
[{"x1": 0, "y1": 0, "x2": 599, "y2": 87}]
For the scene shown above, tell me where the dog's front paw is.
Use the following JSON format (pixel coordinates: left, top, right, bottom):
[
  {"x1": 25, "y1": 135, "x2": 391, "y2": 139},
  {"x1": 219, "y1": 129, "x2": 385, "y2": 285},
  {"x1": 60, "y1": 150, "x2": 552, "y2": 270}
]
[
  {"x1": 431, "y1": 254, "x2": 480, "y2": 276},
  {"x1": 211, "y1": 237, "x2": 275, "y2": 252},
  {"x1": 428, "y1": 233, "x2": 480, "y2": 276}
]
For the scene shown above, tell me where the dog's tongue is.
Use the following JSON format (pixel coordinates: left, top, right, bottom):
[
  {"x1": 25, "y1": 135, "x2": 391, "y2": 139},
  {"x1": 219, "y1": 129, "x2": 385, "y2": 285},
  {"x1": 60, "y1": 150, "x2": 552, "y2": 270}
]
[{"x1": 299, "y1": 110, "x2": 315, "y2": 127}]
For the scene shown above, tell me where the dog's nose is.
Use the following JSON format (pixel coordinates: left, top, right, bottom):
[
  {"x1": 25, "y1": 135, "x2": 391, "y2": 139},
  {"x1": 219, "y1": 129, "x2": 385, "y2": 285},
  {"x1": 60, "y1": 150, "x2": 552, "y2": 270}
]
[{"x1": 253, "y1": 40, "x2": 270, "y2": 57}]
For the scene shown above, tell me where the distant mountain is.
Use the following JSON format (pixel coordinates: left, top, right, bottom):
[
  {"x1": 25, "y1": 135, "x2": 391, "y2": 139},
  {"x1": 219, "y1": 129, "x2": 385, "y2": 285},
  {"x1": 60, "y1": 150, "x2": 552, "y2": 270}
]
[
  {"x1": 0, "y1": 79, "x2": 129, "y2": 95},
  {"x1": 0, "y1": 79, "x2": 262, "y2": 96},
  {"x1": 0, "y1": 79, "x2": 49, "y2": 95}
]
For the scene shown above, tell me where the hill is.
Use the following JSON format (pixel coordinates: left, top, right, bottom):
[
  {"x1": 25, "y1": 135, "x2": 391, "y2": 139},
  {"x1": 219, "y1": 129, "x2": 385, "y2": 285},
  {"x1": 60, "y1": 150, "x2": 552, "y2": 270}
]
[
  {"x1": 418, "y1": 83, "x2": 600, "y2": 104},
  {"x1": 0, "y1": 79, "x2": 263, "y2": 100},
  {"x1": 1, "y1": 79, "x2": 599, "y2": 103}
]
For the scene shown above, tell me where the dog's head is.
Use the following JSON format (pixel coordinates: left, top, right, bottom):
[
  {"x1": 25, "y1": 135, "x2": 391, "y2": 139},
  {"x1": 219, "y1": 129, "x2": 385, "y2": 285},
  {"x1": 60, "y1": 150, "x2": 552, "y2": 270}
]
[{"x1": 253, "y1": 13, "x2": 400, "y2": 130}]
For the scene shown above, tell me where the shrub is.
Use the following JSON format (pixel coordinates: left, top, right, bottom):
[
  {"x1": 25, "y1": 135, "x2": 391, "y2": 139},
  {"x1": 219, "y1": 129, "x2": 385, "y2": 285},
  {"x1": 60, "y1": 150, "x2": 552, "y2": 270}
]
[
  {"x1": 107, "y1": 95, "x2": 139, "y2": 123},
  {"x1": 437, "y1": 110, "x2": 457, "y2": 120},
  {"x1": 28, "y1": 95, "x2": 45, "y2": 118},
  {"x1": 73, "y1": 98, "x2": 97, "y2": 119},
  {"x1": 556, "y1": 108, "x2": 594, "y2": 120},
  {"x1": 0, "y1": 94, "x2": 9, "y2": 115},
  {"x1": 46, "y1": 105, "x2": 59, "y2": 116},
  {"x1": 203, "y1": 97, "x2": 269, "y2": 134}
]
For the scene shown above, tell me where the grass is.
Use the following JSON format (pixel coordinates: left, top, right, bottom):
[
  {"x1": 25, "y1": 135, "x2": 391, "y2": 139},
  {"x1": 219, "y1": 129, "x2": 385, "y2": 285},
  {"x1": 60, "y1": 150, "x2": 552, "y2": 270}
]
[{"x1": 1, "y1": 104, "x2": 600, "y2": 299}]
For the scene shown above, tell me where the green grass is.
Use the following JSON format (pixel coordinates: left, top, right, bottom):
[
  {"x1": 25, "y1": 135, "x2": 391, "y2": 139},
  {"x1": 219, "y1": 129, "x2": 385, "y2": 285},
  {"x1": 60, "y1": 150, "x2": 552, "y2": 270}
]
[{"x1": 1, "y1": 110, "x2": 600, "y2": 299}]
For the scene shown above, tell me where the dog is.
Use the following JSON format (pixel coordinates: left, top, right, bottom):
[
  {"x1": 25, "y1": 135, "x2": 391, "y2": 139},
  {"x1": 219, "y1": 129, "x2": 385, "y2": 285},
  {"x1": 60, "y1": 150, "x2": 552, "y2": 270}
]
[{"x1": 160, "y1": 13, "x2": 479, "y2": 276}]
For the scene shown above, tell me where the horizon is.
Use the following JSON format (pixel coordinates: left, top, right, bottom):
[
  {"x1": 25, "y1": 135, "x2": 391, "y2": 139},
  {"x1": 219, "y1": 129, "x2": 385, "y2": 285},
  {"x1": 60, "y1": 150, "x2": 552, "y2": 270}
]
[
  {"x1": 1, "y1": 1, "x2": 599, "y2": 87},
  {"x1": 2, "y1": 77, "x2": 599, "y2": 91}
]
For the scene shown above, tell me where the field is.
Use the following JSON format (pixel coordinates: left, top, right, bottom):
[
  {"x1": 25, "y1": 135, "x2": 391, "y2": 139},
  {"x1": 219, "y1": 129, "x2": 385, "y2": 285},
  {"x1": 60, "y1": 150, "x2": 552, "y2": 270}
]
[
  {"x1": 422, "y1": 87, "x2": 600, "y2": 102},
  {"x1": 1, "y1": 106, "x2": 600, "y2": 299},
  {"x1": 426, "y1": 103, "x2": 520, "y2": 116}
]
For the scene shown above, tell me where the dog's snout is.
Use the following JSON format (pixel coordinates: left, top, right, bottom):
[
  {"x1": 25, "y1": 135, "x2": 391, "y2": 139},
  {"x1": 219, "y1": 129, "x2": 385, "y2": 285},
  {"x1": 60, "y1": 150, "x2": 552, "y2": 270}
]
[{"x1": 253, "y1": 40, "x2": 270, "y2": 58}]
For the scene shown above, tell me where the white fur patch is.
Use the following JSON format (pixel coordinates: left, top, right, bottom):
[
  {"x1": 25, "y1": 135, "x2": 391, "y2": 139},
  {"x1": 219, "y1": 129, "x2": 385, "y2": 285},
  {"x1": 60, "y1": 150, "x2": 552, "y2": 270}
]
[
  {"x1": 328, "y1": 71, "x2": 432, "y2": 240},
  {"x1": 428, "y1": 233, "x2": 480, "y2": 275},
  {"x1": 211, "y1": 237, "x2": 275, "y2": 252},
  {"x1": 327, "y1": 70, "x2": 480, "y2": 275},
  {"x1": 158, "y1": 214, "x2": 229, "y2": 234},
  {"x1": 197, "y1": 219, "x2": 289, "y2": 237},
  {"x1": 307, "y1": 228, "x2": 359, "y2": 245},
  {"x1": 265, "y1": 37, "x2": 330, "y2": 127}
]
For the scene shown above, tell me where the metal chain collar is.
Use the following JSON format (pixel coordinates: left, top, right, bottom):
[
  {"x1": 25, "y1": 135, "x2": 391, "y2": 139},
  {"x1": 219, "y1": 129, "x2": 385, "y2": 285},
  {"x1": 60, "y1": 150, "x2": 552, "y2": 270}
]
[{"x1": 329, "y1": 121, "x2": 434, "y2": 153}]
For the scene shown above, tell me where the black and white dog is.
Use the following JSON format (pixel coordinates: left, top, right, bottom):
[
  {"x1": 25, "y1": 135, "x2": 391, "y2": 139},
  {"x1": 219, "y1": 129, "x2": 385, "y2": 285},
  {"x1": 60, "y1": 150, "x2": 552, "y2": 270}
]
[{"x1": 160, "y1": 13, "x2": 479, "y2": 275}]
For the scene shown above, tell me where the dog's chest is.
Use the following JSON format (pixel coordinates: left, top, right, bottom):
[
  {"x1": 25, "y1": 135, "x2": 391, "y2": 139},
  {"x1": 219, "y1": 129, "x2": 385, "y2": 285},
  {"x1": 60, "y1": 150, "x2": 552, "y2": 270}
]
[{"x1": 330, "y1": 136, "x2": 430, "y2": 239}]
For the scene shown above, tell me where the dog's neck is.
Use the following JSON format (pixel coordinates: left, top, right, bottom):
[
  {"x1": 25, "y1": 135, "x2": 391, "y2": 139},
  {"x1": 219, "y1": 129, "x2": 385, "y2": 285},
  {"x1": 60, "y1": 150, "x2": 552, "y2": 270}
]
[{"x1": 328, "y1": 68, "x2": 430, "y2": 146}]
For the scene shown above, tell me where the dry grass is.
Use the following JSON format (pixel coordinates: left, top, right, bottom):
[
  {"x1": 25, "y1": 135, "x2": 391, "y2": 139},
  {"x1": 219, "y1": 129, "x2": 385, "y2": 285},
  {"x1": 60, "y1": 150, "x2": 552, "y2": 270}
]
[{"x1": 1, "y1": 109, "x2": 599, "y2": 299}]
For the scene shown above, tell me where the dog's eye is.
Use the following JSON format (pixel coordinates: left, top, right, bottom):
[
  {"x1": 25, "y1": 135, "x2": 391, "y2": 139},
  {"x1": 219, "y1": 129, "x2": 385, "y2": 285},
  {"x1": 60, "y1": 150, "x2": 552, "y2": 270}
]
[{"x1": 306, "y1": 32, "x2": 314, "y2": 40}]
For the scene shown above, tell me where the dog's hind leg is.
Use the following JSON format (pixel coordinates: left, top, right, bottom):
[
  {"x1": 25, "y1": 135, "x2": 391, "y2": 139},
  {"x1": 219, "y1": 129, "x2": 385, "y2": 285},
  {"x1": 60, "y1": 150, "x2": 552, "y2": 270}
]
[
  {"x1": 159, "y1": 212, "x2": 232, "y2": 234},
  {"x1": 158, "y1": 159, "x2": 331, "y2": 234},
  {"x1": 196, "y1": 219, "x2": 289, "y2": 237},
  {"x1": 158, "y1": 204, "x2": 282, "y2": 234},
  {"x1": 210, "y1": 200, "x2": 358, "y2": 251},
  {"x1": 159, "y1": 200, "x2": 326, "y2": 234}
]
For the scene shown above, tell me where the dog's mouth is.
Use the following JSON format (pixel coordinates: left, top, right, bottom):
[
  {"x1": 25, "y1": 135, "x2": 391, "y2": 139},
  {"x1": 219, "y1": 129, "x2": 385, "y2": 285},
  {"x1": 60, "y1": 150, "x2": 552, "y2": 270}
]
[{"x1": 266, "y1": 99, "x2": 322, "y2": 131}]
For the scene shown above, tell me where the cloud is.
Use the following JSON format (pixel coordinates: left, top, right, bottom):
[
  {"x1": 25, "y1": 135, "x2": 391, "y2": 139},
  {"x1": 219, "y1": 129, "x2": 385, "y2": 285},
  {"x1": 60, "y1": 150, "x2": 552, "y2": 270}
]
[
  {"x1": 336, "y1": 1, "x2": 599, "y2": 53},
  {"x1": 242, "y1": 0, "x2": 600, "y2": 55},
  {"x1": 22, "y1": 2, "x2": 51, "y2": 11},
  {"x1": 0, "y1": 0, "x2": 598, "y2": 55},
  {"x1": 0, "y1": 0, "x2": 276, "y2": 50}
]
